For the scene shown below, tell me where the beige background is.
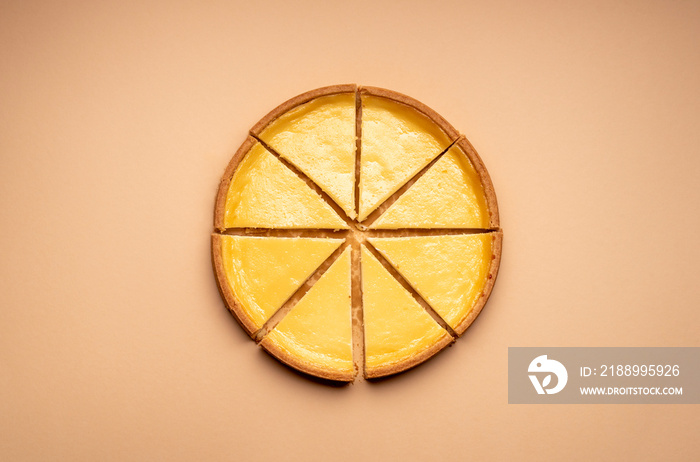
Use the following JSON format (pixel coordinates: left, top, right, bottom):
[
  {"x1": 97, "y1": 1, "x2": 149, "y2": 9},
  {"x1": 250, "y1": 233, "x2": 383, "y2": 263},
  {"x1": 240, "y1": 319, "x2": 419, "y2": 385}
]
[{"x1": 1, "y1": 0, "x2": 699, "y2": 460}]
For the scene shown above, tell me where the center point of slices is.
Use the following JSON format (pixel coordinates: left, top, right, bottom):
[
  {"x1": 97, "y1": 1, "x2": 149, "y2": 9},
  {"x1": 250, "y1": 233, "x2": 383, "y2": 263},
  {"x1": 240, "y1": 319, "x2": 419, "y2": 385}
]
[{"x1": 350, "y1": 228, "x2": 367, "y2": 245}]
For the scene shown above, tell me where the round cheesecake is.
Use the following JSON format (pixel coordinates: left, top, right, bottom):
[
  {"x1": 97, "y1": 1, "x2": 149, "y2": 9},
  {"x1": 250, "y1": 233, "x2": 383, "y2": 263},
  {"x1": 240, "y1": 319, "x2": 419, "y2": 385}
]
[{"x1": 212, "y1": 84, "x2": 501, "y2": 382}]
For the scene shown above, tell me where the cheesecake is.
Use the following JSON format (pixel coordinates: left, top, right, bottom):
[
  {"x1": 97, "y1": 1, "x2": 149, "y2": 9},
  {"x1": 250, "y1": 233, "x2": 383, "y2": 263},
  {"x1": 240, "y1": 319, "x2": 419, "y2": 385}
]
[{"x1": 212, "y1": 85, "x2": 501, "y2": 382}]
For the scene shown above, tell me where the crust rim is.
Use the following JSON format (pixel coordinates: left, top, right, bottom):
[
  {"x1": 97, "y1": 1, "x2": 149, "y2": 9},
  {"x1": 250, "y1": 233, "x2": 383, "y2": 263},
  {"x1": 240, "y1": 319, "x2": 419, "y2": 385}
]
[
  {"x1": 365, "y1": 331, "x2": 454, "y2": 379},
  {"x1": 211, "y1": 233, "x2": 259, "y2": 338},
  {"x1": 214, "y1": 136, "x2": 257, "y2": 232},
  {"x1": 259, "y1": 335, "x2": 355, "y2": 382},
  {"x1": 452, "y1": 230, "x2": 503, "y2": 336},
  {"x1": 359, "y1": 85, "x2": 461, "y2": 142},
  {"x1": 250, "y1": 84, "x2": 358, "y2": 136},
  {"x1": 454, "y1": 137, "x2": 500, "y2": 229}
]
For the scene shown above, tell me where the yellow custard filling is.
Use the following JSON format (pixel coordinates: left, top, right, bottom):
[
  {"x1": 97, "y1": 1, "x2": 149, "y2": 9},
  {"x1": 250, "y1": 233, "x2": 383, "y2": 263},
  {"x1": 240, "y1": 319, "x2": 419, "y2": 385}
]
[
  {"x1": 361, "y1": 245, "x2": 449, "y2": 374},
  {"x1": 259, "y1": 93, "x2": 357, "y2": 219},
  {"x1": 220, "y1": 236, "x2": 342, "y2": 329},
  {"x1": 224, "y1": 142, "x2": 347, "y2": 229},
  {"x1": 371, "y1": 144, "x2": 490, "y2": 229},
  {"x1": 358, "y1": 94, "x2": 452, "y2": 221},
  {"x1": 369, "y1": 234, "x2": 493, "y2": 331},
  {"x1": 262, "y1": 247, "x2": 353, "y2": 378}
]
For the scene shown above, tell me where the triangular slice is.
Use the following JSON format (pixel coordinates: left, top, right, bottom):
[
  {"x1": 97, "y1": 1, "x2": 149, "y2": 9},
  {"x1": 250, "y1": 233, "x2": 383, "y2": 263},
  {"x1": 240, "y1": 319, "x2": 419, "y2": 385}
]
[
  {"x1": 358, "y1": 94, "x2": 453, "y2": 221},
  {"x1": 369, "y1": 234, "x2": 498, "y2": 335},
  {"x1": 371, "y1": 144, "x2": 490, "y2": 229},
  {"x1": 258, "y1": 93, "x2": 357, "y2": 218},
  {"x1": 361, "y1": 245, "x2": 452, "y2": 378},
  {"x1": 222, "y1": 142, "x2": 347, "y2": 229},
  {"x1": 214, "y1": 235, "x2": 343, "y2": 335},
  {"x1": 261, "y1": 247, "x2": 353, "y2": 381}
]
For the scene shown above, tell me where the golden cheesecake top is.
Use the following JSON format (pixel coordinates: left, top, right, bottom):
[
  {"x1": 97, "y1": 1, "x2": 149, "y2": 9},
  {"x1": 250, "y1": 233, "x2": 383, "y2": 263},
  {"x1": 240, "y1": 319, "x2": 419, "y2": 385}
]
[{"x1": 213, "y1": 85, "x2": 501, "y2": 382}]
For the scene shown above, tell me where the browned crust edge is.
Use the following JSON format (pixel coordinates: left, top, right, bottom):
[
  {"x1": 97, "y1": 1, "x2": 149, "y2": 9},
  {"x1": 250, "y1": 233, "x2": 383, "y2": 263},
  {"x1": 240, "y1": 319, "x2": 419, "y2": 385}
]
[
  {"x1": 211, "y1": 233, "x2": 259, "y2": 338},
  {"x1": 359, "y1": 85, "x2": 461, "y2": 143},
  {"x1": 365, "y1": 332, "x2": 455, "y2": 380},
  {"x1": 454, "y1": 137, "x2": 500, "y2": 229},
  {"x1": 259, "y1": 336, "x2": 355, "y2": 382},
  {"x1": 214, "y1": 136, "x2": 257, "y2": 232},
  {"x1": 250, "y1": 84, "x2": 358, "y2": 136},
  {"x1": 452, "y1": 230, "x2": 503, "y2": 336}
]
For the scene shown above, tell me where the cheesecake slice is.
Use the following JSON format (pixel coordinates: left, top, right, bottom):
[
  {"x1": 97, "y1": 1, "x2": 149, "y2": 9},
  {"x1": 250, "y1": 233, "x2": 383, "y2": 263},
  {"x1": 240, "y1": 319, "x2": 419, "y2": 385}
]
[
  {"x1": 212, "y1": 235, "x2": 343, "y2": 336},
  {"x1": 260, "y1": 247, "x2": 353, "y2": 381},
  {"x1": 358, "y1": 88, "x2": 458, "y2": 221},
  {"x1": 361, "y1": 245, "x2": 452, "y2": 378},
  {"x1": 369, "y1": 232, "x2": 502, "y2": 336},
  {"x1": 253, "y1": 86, "x2": 357, "y2": 219}
]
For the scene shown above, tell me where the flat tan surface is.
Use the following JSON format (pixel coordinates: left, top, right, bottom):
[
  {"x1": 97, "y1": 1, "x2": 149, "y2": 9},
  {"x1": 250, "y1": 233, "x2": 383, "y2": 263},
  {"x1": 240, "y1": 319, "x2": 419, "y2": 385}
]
[{"x1": 1, "y1": 1, "x2": 699, "y2": 460}]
